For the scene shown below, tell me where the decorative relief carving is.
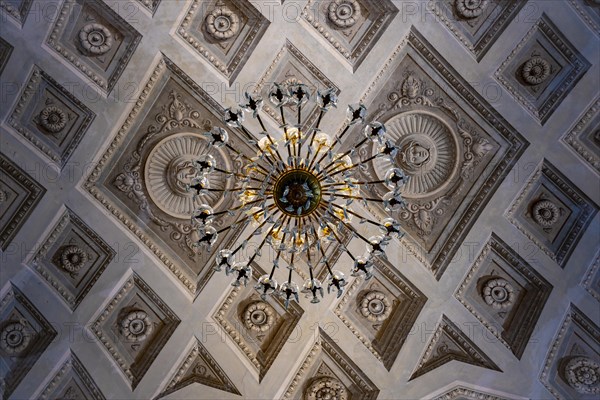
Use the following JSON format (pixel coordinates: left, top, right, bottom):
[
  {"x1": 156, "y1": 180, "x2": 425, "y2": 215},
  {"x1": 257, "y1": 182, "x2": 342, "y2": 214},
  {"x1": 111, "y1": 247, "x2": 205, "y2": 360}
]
[
  {"x1": 351, "y1": 28, "x2": 526, "y2": 280},
  {"x1": 334, "y1": 257, "x2": 427, "y2": 370},
  {"x1": 430, "y1": 0, "x2": 527, "y2": 61},
  {"x1": 430, "y1": 384, "x2": 519, "y2": 400},
  {"x1": 562, "y1": 98, "x2": 600, "y2": 174},
  {"x1": 85, "y1": 55, "x2": 250, "y2": 296},
  {"x1": 38, "y1": 350, "x2": 105, "y2": 400},
  {"x1": 506, "y1": 159, "x2": 598, "y2": 268},
  {"x1": 45, "y1": 0, "x2": 142, "y2": 94},
  {"x1": 283, "y1": 329, "x2": 379, "y2": 400},
  {"x1": 0, "y1": 153, "x2": 45, "y2": 251},
  {"x1": 0, "y1": 37, "x2": 14, "y2": 76},
  {"x1": 454, "y1": 0, "x2": 489, "y2": 19},
  {"x1": 409, "y1": 315, "x2": 501, "y2": 381},
  {"x1": 0, "y1": 0, "x2": 33, "y2": 26},
  {"x1": 301, "y1": 0, "x2": 397, "y2": 71},
  {"x1": 7, "y1": 66, "x2": 95, "y2": 167},
  {"x1": 177, "y1": 0, "x2": 269, "y2": 84},
  {"x1": 160, "y1": 337, "x2": 240, "y2": 397},
  {"x1": 136, "y1": 0, "x2": 161, "y2": 15},
  {"x1": 78, "y1": 23, "x2": 114, "y2": 55},
  {"x1": 30, "y1": 208, "x2": 114, "y2": 310},
  {"x1": 455, "y1": 233, "x2": 553, "y2": 359},
  {"x1": 568, "y1": 0, "x2": 600, "y2": 36},
  {"x1": 213, "y1": 264, "x2": 303, "y2": 382},
  {"x1": 495, "y1": 14, "x2": 590, "y2": 124},
  {"x1": 540, "y1": 304, "x2": 600, "y2": 399},
  {"x1": 0, "y1": 283, "x2": 57, "y2": 399},
  {"x1": 90, "y1": 273, "x2": 180, "y2": 389},
  {"x1": 582, "y1": 251, "x2": 600, "y2": 302}
]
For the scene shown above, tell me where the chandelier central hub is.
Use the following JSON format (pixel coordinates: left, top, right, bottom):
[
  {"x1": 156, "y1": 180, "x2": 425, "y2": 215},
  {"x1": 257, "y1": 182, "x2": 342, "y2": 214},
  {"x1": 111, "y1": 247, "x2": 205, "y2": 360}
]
[{"x1": 274, "y1": 169, "x2": 322, "y2": 217}]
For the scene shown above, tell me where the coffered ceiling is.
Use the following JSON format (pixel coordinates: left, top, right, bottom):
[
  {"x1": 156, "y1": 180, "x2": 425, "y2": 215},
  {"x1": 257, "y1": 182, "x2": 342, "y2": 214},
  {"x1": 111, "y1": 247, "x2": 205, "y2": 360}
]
[{"x1": 1, "y1": 1, "x2": 599, "y2": 399}]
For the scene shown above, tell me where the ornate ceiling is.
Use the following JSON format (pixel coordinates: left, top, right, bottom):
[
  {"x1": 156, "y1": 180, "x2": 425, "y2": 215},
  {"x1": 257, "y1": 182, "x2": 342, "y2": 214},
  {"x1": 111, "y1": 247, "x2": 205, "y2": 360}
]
[{"x1": 1, "y1": 0, "x2": 599, "y2": 399}]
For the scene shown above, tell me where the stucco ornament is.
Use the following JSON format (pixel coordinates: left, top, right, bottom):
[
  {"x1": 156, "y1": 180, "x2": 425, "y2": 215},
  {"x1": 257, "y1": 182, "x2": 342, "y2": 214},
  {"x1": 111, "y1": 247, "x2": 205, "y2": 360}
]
[
  {"x1": 482, "y1": 278, "x2": 515, "y2": 310},
  {"x1": 305, "y1": 377, "x2": 348, "y2": 400},
  {"x1": 531, "y1": 199, "x2": 560, "y2": 227},
  {"x1": 78, "y1": 23, "x2": 114, "y2": 55},
  {"x1": 0, "y1": 321, "x2": 31, "y2": 355},
  {"x1": 205, "y1": 3, "x2": 240, "y2": 40},
  {"x1": 59, "y1": 245, "x2": 88, "y2": 274},
  {"x1": 242, "y1": 301, "x2": 275, "y2": 332},
  {"x1": 359, "y1": 290, "x2": 392, "y2": 322},
  {"x1": 0, "y1": 190, "x2": 7, "y2": 203},
  {"x1": 454, "y1": 0, "x2": 489, "y2": 19},
  {"x1": 39, "y1": 105, "x2": 68, "y2": 133},
  {"x1": 120, "y1": 310, "x2": 153, "y2": 342},
  {"x1": 327, "y1": 0, "x2": 361, "y2": 28},
  {"x1": 564, "y1": 356, "x2": 600, "y2": 394},
  {"x1": 521, "y1": 57, "x2": 551, "y2": 85}
]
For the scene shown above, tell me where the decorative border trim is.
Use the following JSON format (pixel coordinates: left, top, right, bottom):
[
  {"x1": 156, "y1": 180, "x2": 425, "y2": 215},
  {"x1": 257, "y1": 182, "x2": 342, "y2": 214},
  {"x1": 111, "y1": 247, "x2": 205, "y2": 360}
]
[
  {"x1": 136, "y1": 0, "x2": 161, "y2": 16},
  {"x1": 0, "y1": 152, "x2": 46, "y2": 251},
  {"x1": 455, "y1": 232, "x2": 553, "y2": 359},
  {"x1": 0, "y1": 0, "x2": 32, "y2": 27},
  {"x1": 0, "y1": 36, "x2": 13, "y2": 76},
  {"x1": 561, "y1": 97, "x2": 600, "y2": 174},
  {"x1": 7, "y1": 65, "x2": 96, "y2": 168},
  {"x1": 494, "y1": 13, "x2": 591, "y2": 125},
  {"x1": 30, "y1": 207, "x2": 115, "y2": 310},
  {"x1": 505, "y1": 159, "x2": 598, "y2": 268},
  {"x1": 358, "y1": 26, "x2": 527, "y2": 279},
  {"x1": 582, "y1": 250, "x2": 600, "y2": 302},
  {"x1": 539, "y1": 303, "x2": 600, "y2": 399},
  {"x1": 568, "y1": 0, "x2": 600, "y2": 36}
]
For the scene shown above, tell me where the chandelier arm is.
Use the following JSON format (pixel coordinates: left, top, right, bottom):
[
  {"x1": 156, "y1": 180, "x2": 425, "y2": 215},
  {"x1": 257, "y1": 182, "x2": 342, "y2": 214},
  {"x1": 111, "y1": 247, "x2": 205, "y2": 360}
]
[
  {"x1": 216, "y1": 204, "x2": 276, "y2": 234},
  {"x1": 322, "y1": 151, "x2": 380, "y2": 180},
  {"x1": 213, "y1": 167, "x2": 266, "y2": 184},
  {"x1": 240, "y1": 124, "x2": 281, "y2": 172},
  {"x1": 317, "y1": 137, "x2": 369, "y2": 177},
  {"x1": 231, "y1": 209, "x2": 280, "y2": 256},
  {"x1": 247, "y1": 219, "x2": 279, "y2": 265},
  {"x1": 321, "y1": 202, "x2": 372, "y2": 246},
  {"x1": 313, "y1": 124, "x2": 350, "y2": 167},
  {"x1": 224, "y1": 144, "x2": 270, "y2": 176},
  {"x1": 211, "y1": 198, "x2": 264, "y2": 218},
  {"x1": 325, "y1": 201, "x2": 385, "y2": 228},
  {"x1": 314, "y1": 206, "x2": 356, "y2": 261},
  {"x1": 316, "y1": 241, "x2": 334, "y2": 276},
  {"x1": 321, "y1": 192, "x2": 385, "y2": 203},
  {"x1": 321, "y1": 179, "x2": 385, "y2": 189}
]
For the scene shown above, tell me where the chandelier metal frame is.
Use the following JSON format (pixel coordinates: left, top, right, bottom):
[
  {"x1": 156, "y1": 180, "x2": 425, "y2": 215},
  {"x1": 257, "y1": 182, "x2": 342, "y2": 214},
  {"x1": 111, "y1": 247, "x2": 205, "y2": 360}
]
[{"x1": 186, "y1": 83, "x2": 408, "y2": 308}]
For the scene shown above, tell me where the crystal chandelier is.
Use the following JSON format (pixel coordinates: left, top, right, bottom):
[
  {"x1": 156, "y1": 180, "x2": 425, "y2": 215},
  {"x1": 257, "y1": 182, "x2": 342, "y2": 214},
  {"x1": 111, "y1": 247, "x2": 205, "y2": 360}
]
[{"x1": 186, "y1": 83, "x2": 407, "y2": 308}]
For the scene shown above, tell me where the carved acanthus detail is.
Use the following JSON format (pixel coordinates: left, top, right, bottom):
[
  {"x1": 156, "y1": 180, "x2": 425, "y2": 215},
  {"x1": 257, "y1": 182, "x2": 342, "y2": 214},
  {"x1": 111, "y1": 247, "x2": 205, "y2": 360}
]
[
  {"x1": 359, "y1": 290, "x2": 391, "y2": 322},
  {"x1": 242, "y1": 301, "x2": 275, "y2": 332},
  {"x1": 78, "y1": 23, "x2": 114, "y2": 55},
  {"x1": 58, "y1": 245, "x2": 89, "y2": 276},
  {"x1": 305, "y1": 377, "x2": 348, "y2": 400},
  {"x1": 0, "y1": 321, "x2": 31, "y2": 355},
  {"x1": 119, "y1": 310, "x2": 153, "y2": 342},
  {"x1": 564, "y1": 356, "x2": 600, "y2": 394},
  {"x1": 482, "y1": 278, "x2": 515, "y2": 310},
  {"x1": 327, "y1": 0, "x2": 361, "y2": 28},
  {"x1": 531, "y1": 199, "x2": 561, "y2": 227},
  {"x1": 521, "y1": 56, "x2": 552, "y2": 85},
  {"x1": 205, "y1": 1, "x2": 240, "y2": 40},
  {"x1": 38, "y1": 105, "x2": 68, "y2": 133},
  {"x1": 454, "y1": 0, "x2": 489, "y2": 19}
]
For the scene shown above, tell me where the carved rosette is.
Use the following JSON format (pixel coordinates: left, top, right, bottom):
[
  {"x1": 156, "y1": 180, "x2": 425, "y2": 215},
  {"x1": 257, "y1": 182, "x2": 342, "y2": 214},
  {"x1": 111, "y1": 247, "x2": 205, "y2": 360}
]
[
  {"x1": 379, "y1": 112, "x2": 459, "y2": 198},
  {"x1": 481, "y1": 278, "x2": 515, "y2": 310},
  {"x1": 119, "y1": 310, "x2": 153, "y2": 342},
  {"x1": 0, "y1": 321, "x2": 31, "y2": 355},
  {"x1": 58, "y1": 245, "x2": 89, "y2": 275},
  {"x1": 304, "y1": 377, "x2": 348, "y2": 400},
  {"x1": 564, "y1": 356, "x2": 600, "y2": 394},
  {"x1": 359, "y1": 290, "x2": 392, "y2": 322},
  {"x1": 38, "y1": 105, "x2": 67, "y2": 133},
  {"x1": 205, "y1": 3, "x2": 240, "y2": 40},
  {"x1": 0, "y1": 190, "x2": 7, "y2": 202},
  {"x1": 78, "y1": 23, "x2": 114, "y2": 55},
  {"x1": 242, "y1": 301, "x2": 275, "y2": 332},
  {"x1": 454, "y1": 0, "x2": 489, "y2": 19},
  {"x1": 144, "y1": 133, "x2": 226, "y2": 219},
  {"x1": 531, "y1": 199, "x2": 560, "y2": 227},
  {"x1": 327, "y1": 0, "x2": 361, "y2": 28},
  {"x1": 521, "y1": 57, "x2": 551, "y2": 85}
]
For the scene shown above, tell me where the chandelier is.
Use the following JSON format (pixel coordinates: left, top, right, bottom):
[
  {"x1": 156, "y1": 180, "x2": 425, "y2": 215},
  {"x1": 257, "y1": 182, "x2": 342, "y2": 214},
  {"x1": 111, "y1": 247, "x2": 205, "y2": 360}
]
[{"x1": 186, "y1": 83, "x2": 407, "y2": 308}]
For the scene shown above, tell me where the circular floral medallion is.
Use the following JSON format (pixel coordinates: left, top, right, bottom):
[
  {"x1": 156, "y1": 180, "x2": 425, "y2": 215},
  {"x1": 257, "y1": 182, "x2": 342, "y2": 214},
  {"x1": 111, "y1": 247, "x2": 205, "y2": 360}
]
[
  {"x1": 531, "y1": 199, "x2": 560, "y2": 227},
  {"x1": 119, "y1": 311, "x2": 153, "y2": 342},
  {"x1": 305, "y1": 377, "x2": 348, "y2": 400},
  {"x1": 455, "y1": 0, "x2": 488, "y2": 19},
  {"x1": 39, "y1": 105, "x2": 67, "y2": 133},
  {"x1": 359, "y1": 290, "x2": 392, "y2": 322},
  {"x1": 521, "y1": 57, "x2": 551, "y2": 85},
  {"x1": 242, "y1": 301, "x2": 275, "y2": 332},
  {"x1": 59, "y1": 245, "x2": 88, "y2": 274},
  {"x1": 327, "y1": 0, "x2": 361, "y2": 28},
  {"x1": 144, "y1": 133, "x2": 229, "y2": 219},
  {"x1": 205, "y1": 5, "x2": 240, "y2": 40},
  {"x1": 482, "y1": 278, "x2": 515, "y2": 310},
  {"x1": 564, "y1": 356, "x2": 600, "y2": 394},
  {"x1": 0, "y1": 322, "x2": 31, "y2": 355},
  {"x1": 376, "y1": 112, "x2": 459, "y2": 198},
  {"x1": 78, "y1": 23, "x2": 114, "y2": 55}
]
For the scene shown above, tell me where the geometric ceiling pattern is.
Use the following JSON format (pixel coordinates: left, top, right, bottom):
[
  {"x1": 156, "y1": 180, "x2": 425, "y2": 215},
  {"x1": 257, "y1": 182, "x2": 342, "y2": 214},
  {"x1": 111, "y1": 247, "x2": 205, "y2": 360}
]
[{"x1": 0, "y1": 1, "x2": 598, "y2": 399}]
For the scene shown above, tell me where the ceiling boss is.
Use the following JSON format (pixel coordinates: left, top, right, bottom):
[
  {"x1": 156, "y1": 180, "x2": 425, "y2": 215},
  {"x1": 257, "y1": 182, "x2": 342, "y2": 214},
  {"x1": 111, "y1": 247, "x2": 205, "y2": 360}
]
[{"x1": 185, "y1": 83, "x2": 408, "y2": 308}]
